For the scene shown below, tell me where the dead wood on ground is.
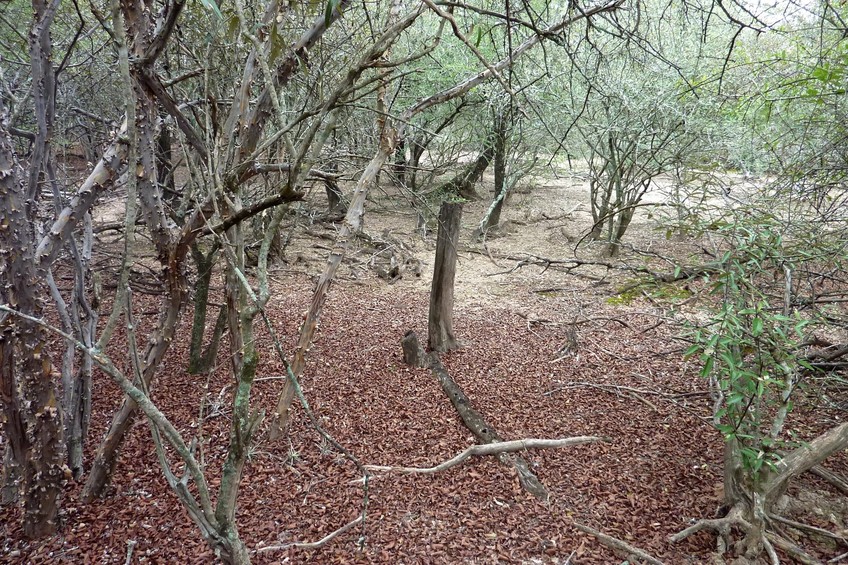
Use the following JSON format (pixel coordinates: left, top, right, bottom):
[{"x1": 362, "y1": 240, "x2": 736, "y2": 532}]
[{"x1": 401, "y1": 330, "x2": 572, "y2": 500}]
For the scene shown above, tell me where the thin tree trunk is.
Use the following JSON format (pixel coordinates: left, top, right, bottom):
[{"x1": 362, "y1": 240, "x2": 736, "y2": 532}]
[
  {"x1": 81, "y1": 262, "x2": 186, "y2": 500},
  {"x1": 189, "y1": 243, "x2": 220, "y2": 375},
  {"x1": 0, "y1": 117, "x2": 65, "y2": 538},
  {"x1": 484, "y1": 113, "x2": 508, "y2": 230},
  {"x1": 324, "y1": 176, "x2": 345, "y2": 215},
  {"x1": 270, "y1": 137, "x2": 394, "y2": 438},
  {"x1": 429, "y1": 201, "x2": 463, "y2": 352}
]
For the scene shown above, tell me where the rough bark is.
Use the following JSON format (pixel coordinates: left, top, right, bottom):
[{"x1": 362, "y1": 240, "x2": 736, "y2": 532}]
[
  {"x1": 324, "y1": 175, "x2": 345, "y2": 216},
  {"x1": 401, "y1": 330, "x2": 428, "y2": 368},
  {"x1": 764, "y1": 422, "x2": 848, "y2": 504},
  {"x1": 428, "y1": 201, "x2": 462, "y2": 352},
  {"x1": 0, "y1": 112, "x2": 66, "y2": 538}
]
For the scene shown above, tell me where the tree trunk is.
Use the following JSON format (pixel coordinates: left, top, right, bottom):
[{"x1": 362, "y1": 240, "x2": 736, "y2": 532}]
[
  {"x1": 65, "y1": 213, "x2": 97, "y2": 481},
  {"x1": 1, "y1": 444, "x2": 20, "y2": 505},
  {"x1": 428, "y1": 201, "x2": 462, "y2": 352},
  {"x1": 393, "y1": 137, "x2": 406, "y2": 184},
  {"x1": 588, "y1": 176, "x2": 608, "y2": 241},
  {"x1": 434, "y1": 140, "x2": 495, "y2": 201},
  {"x1": 0, "y1": 117, "x2": 65, "y2": 538},
  {"x1": 324, "y1": 177, "x2": 345, "y2": 215},
  {"x1": 484, "y1": 113, "x2": 508, "y2": 231},
  {"x1": 156, "y1": 119, "x2": 175, "y2": 202},
  {"x1": 270, "y1": 141, "x2": 395, "y2": 437},
  {"x1": 189, "y1": 243, "x2": 221, "y2": 375},
  {"x1": 82, "y1": 261, "x2": 187, "y2": 500}
]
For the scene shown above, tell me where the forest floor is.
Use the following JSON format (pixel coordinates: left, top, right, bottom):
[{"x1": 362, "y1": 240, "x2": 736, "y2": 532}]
[{"x1": 2, "y1": 170, "x2": 847, "y2": 564}]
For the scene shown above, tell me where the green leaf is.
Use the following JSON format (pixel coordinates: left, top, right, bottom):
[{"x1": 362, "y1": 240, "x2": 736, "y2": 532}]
[
  {"x1": 752, "y1": 318, "x2": 763, "y2": 337},
  {"x1": 199, "y1": 0, "x2": 223, "y2": 19},
  {"x1": 325, "y1": 0, "x2": 339, "y2": 27},
  {"x1": 700, "y1": 356, "x2": 714, "y2": 378}
]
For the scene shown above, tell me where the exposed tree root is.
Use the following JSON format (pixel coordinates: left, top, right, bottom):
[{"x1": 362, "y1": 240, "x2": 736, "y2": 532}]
[
  {"x1": 811, "y1": 466, "x2": 848, "y2": 497},
  {"x1": 765, "y1": 531, "x2": 825, "y2": 565},
  {"x1": 670, "y1": 505, "x2": 826, "y2": 565},
  {"x1": 768, "y1": 513, "x2": 847, "y2": 543},
  {"x1": 668, "y1": 505, "x2": 749, "y2": 544},
  {"x1": 572, "y1": 522, "x2": 664, "y2": 564}
]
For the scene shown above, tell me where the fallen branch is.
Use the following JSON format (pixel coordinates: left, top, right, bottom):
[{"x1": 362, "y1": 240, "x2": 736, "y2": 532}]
[
  {"x1": 255, "y1": 516, "x2": 363, "y2": 553},
  {"x1": 545, "y1": 381, "x2": 710, "y2": 412},
  {"x1": 768, "y1": 514, "x2": 847, "y2": 543},
  {"x1": 573, "y1": 522, "x2": 665, "y2": 565},
  {"x1": 366, "y1": 437, "x2": 606, "y2": 475},
  {"x1": 401, "y1": 330, "x2": 592, "y2": 500},
  {"x1": 811, "y1": 465, "x2": 848, "y2": 496}
]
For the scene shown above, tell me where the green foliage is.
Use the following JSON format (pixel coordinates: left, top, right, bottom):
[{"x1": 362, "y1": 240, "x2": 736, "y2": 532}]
[
  {"x1": 686, "y1": 223, "x2": 811, "y2": 480},
  {"x1": 198, "y1": 0, "x2": 223, "y2": 19},
  {"x1": 606, "y1": 280, "x2": 692, "y2": 305}
]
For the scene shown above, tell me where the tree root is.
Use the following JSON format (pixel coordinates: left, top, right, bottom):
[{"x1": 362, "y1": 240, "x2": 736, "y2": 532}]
[
  {"x1": 765, "y1": 531, "x2": 825, "y2": 565},
  {"x1": 668, "y1": 505, "x2": 748, "y2": 544},
  {"x1": 670, "y1": 505, "x2": 826, "y2": 565},
  {"x1": 811, "y1": 465, "x2": 848, "y2": 497}
]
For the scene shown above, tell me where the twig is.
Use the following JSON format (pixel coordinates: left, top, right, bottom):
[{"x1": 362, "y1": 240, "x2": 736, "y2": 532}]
[
  {"x1": 829, "y1": 551, "x2": 848, "y2": 563},
  {"x1": 572, "y1": 522, "x2": 665, "y2": 565},
  {"x1": 365, "y1": 437, "x2": 607, "y2": 475},
  {"x1": 545, "y1": 381, "x2": 709, "y2": 404},
  {"x1": 255, "y1": 516, "x2": 363, "y2": 553},
  {"x1": 124, "y1": 540, "x2": 137, "y2": 565}
]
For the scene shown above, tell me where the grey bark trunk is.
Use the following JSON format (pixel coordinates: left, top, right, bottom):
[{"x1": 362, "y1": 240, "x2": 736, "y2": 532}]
[{"x1": 428, "y1": 201, "x2": 462, "y2": 352}]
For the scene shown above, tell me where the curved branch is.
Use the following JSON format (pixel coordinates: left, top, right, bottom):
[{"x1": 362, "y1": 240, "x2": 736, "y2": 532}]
[{"x1": 365, "y1": 437, "x2": 607, "y2": 475}]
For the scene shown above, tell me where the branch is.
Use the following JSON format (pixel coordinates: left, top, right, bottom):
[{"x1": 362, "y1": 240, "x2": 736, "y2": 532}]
[
  {"x1": 573, "y1": 522, "x2": 665, "y2": 565},
  {"x1": 0, "y1": 303, "x2": 217, "y2": 523},
  {"x1": 136, "y1": 69, "x2": 208, "y2": 159},
  {"x1": 403, "y1": 0, "x2": 623, "y2": 119},
  {"x1": 255, "y1": 516, "x2": 363, "y2": 553},
  {"x1": 365, "y1": 437, "x2": 606, "y2": 475},
  {"x1": 36, "y1": 125, "x2": 129, "y2": 269}
]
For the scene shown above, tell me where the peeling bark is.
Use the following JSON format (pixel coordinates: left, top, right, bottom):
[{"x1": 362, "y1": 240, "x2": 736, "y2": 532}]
[{"x1": 0, "y1": 111, "x2": 65, "y2": 538}]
